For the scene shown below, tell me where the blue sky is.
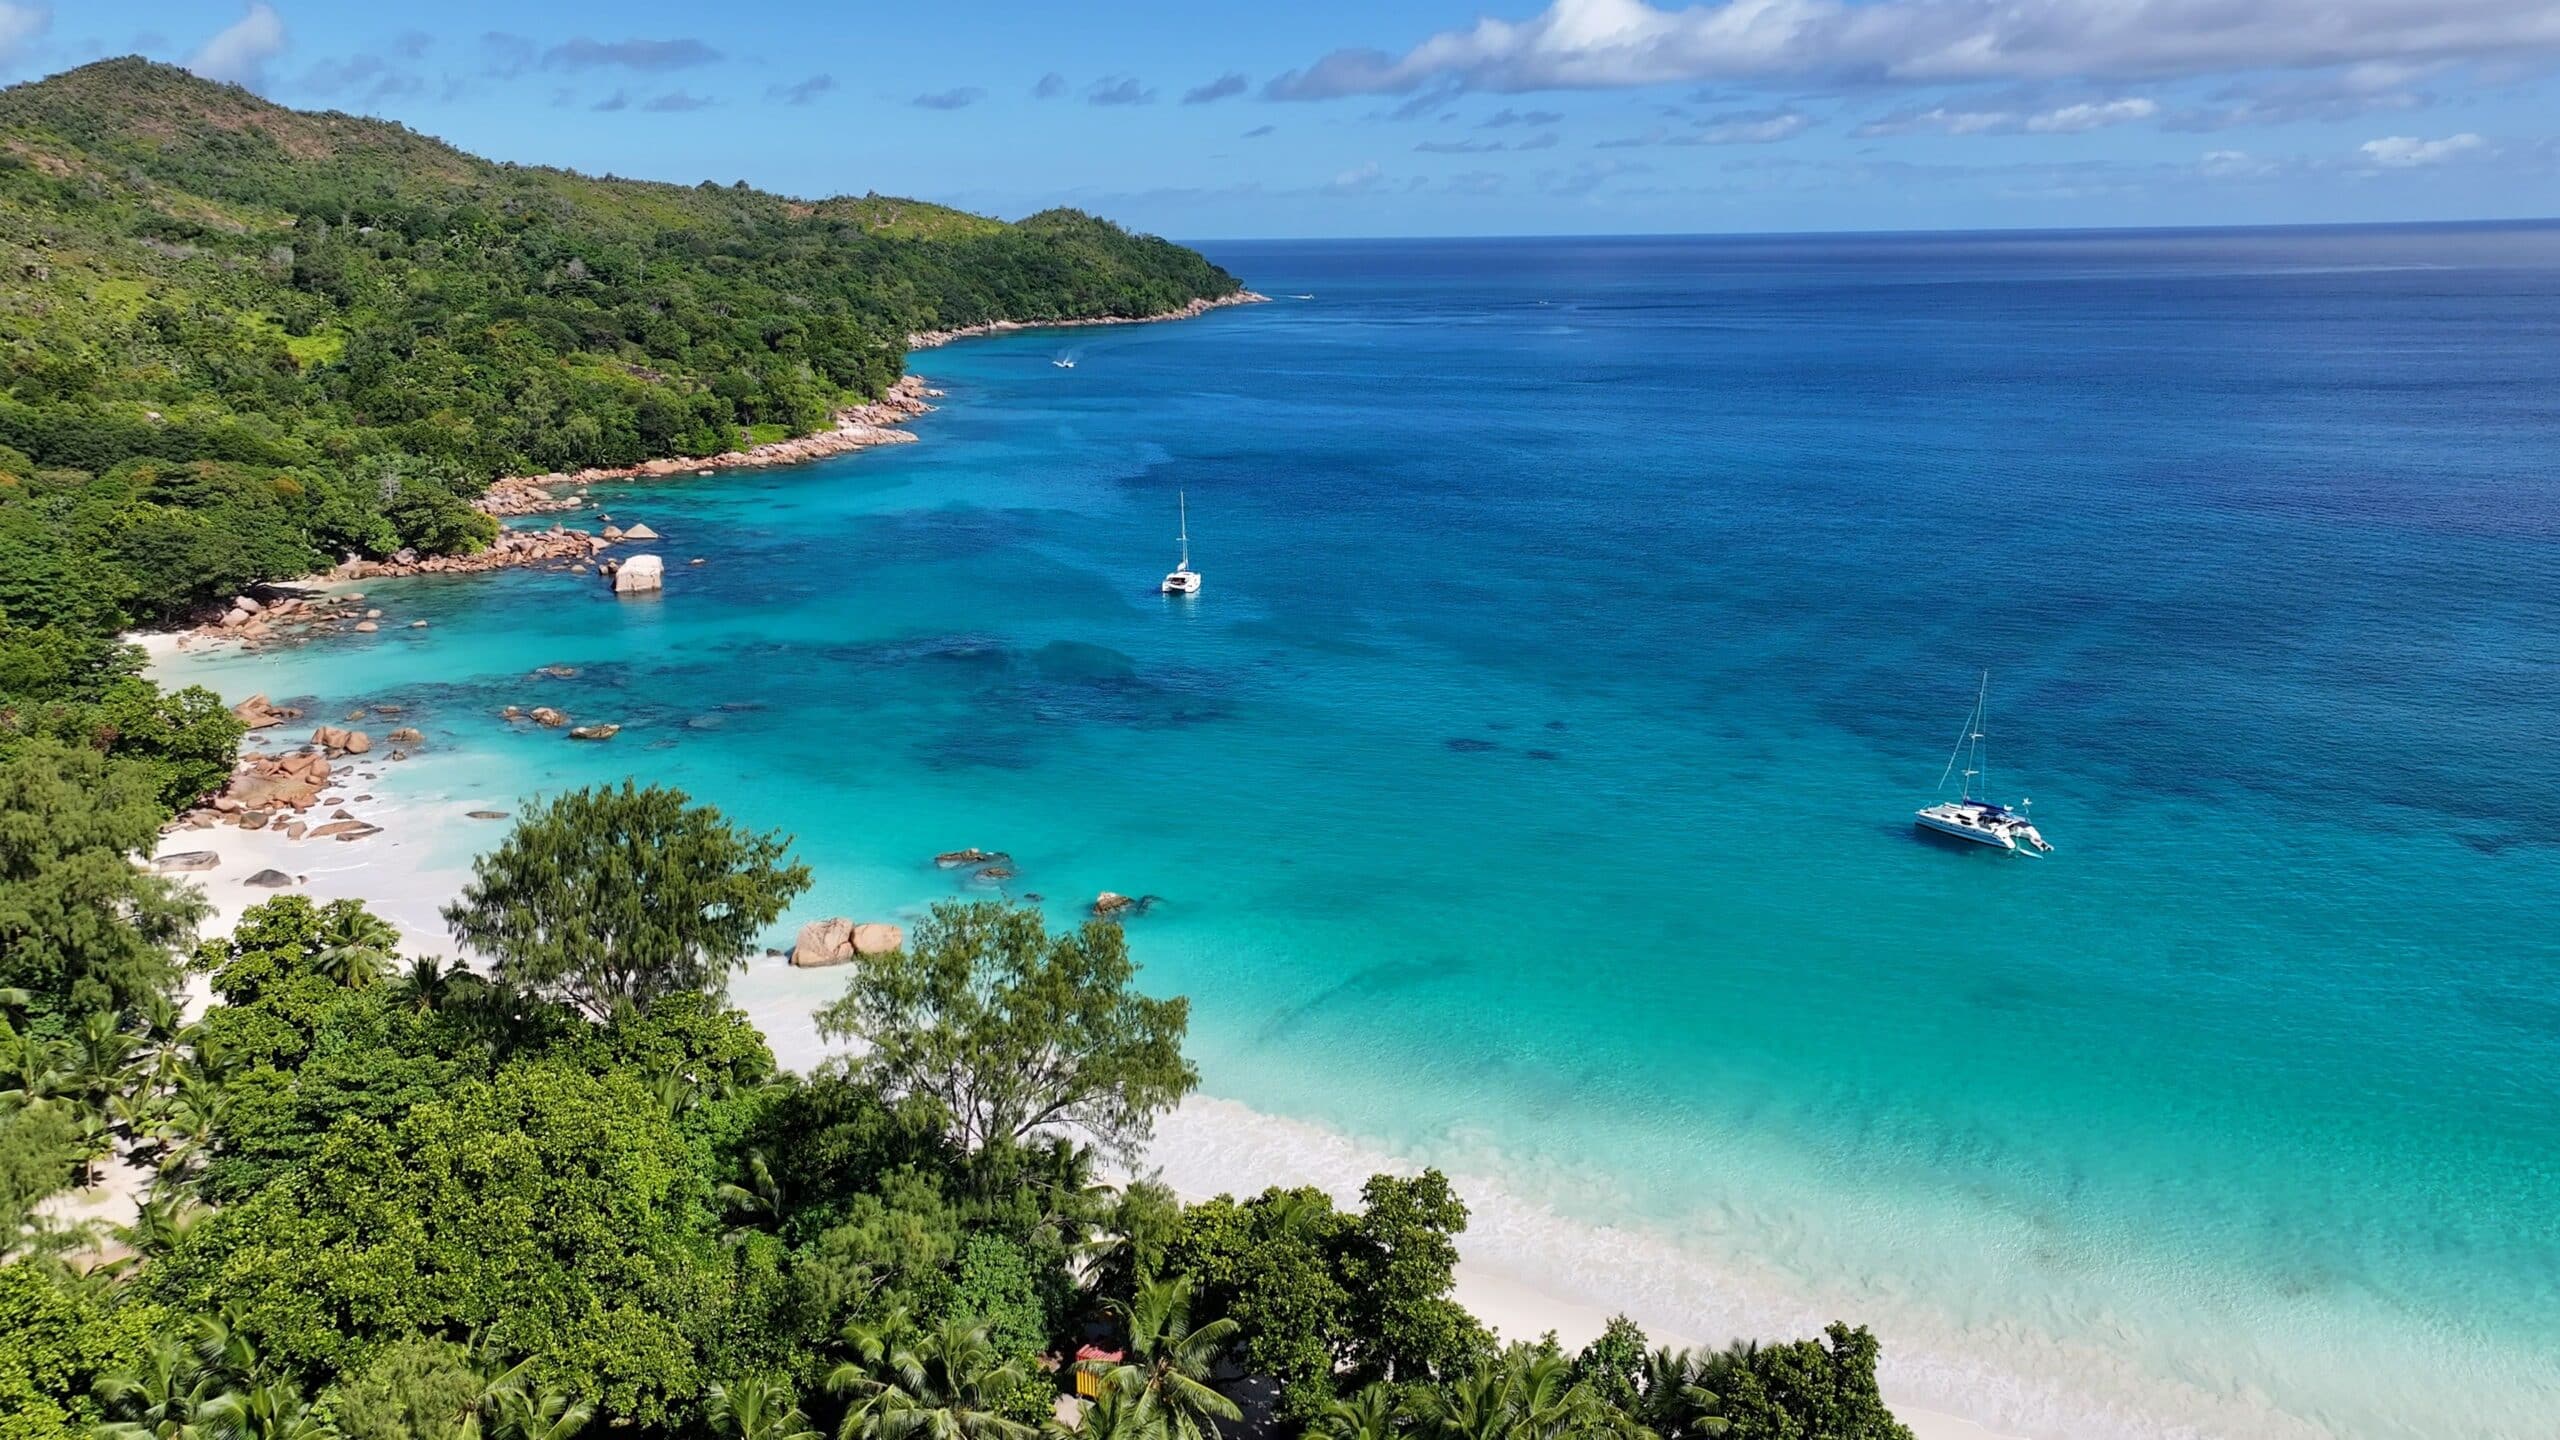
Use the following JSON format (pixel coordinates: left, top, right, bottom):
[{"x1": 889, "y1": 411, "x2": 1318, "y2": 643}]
[{"x1": 2, "y1": 0, "x2": 2555, "y2": 238}]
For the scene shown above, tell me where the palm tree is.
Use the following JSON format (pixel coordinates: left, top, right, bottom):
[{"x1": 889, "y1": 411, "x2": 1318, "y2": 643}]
[
  {"x1": 1051, "y1": 1374, "x2": 1166, "y2": 1440},
  {"x1": 1082, "y1": 1277, "x2": 1240, "y2": 1440},
  {"x1": 485, "y1": 1387, "x2": 595, "y2": 1440},
  {"x1": 122, "y1": 1192, "x2": 212, "y2": 1259},
  {"x1": 1409, "y1": 1351, "x2": 1633, "y2": 1440},
  {"x1": 391, "y1": 955, "x2": 464, "y2": 1014},
  {"x1": 828, "y1": 1317, "x2": 1034, "y2": 1440},
  {"x1": 95, "y1": 1334, "x2": 241, "y2": 1439},
  {"x1": 216, "y1": 1377, "x2": 340, "y2": 1439},
  {"x1": 710, "y1": 1375, "x2": 824, "y2": 1440},
  {"x1": 314, "y1": 904, "x2": 400, "y2": 989},
  {"x1": 1635, "y1": 1346, "x2": 1726, "y2": 1440},
  {"x1": 1310, "y1": 1384, "x2": 1402, "y2": 1440},
  {"x1": 717, "y1": 1149, "x2": 786, "y2": 1245}
]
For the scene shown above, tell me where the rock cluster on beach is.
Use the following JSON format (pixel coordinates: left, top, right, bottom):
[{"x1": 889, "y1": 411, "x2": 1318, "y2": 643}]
[
  {"x1": 173, "y1": 742, "x2": 379, "y2": 845},
  {"x1": 337, "y1": 524, "x2": 606, "y2": 581},
  {"x1": 906, "y1": 291, "x2": 1270, "y2": 350},
  {"x1": 790, "y1": 917, "x2": 906, "y2": 967},
  {"x1": 474, "y1": 374, "x2": 935, "y2": 518}
]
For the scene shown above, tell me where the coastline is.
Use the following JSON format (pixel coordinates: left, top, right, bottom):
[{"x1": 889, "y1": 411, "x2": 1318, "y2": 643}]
[
  {"x1": 157, "y1": 289, "x2": 1264, "y2": 628},
  {"x1": 133, "y1": 680, "x2": 2014, "y2": 1440},
  {"x1": 134, "y1": 282, "x2": 2006, "y2": 1440},
  {"x1": 906, "y1": 290, "x2": 1270, "y2": 350}
]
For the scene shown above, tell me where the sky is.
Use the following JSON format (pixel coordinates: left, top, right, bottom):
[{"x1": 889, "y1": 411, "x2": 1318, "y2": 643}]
[{"x1": 1, "y1": 0, "x2": 2555, "y2": 238}]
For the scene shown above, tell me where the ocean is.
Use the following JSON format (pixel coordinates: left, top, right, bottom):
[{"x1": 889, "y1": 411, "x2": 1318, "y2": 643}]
[{"x1": 161, "y1": 223, "x2": 2560, "y2": 1439}]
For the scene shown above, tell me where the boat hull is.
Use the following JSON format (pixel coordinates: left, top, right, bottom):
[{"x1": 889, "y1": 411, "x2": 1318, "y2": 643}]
[{"x1": 1914, "y1": 811, "x2": 2017, "y2": 850}]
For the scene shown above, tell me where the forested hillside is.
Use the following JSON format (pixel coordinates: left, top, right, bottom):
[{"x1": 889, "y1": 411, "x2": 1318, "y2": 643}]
[{"x1": 0, "y1": 57, "x2": 1241, "y2": 630}]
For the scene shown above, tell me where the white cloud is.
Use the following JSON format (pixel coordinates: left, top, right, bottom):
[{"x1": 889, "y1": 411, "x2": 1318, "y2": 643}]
[
  {"x1": 2198, "y1": 148, "x2": 2276, "y2": 178},
  {"x1": 1266, "y1": 0, "x2": 2560, "y2": 98},
  {"x1": 2358, "y1": 131, "x2": 2486, "y2": 166},
  {"x1": 188, "y1": 2, "x2": 287, "y2": 88},
  {"x1": 1859, "y1": 95, "x2": 2156, "y2": 136},
  {"x1": 1326, "y1": 160, "x2": 1388, "y2": 194},
  {"x1": 0, "y1": 3, "x2": 48, "y2": 65},
  {"x1": 1698, "y1": 108, "x2": 1811, "y2": 142}
]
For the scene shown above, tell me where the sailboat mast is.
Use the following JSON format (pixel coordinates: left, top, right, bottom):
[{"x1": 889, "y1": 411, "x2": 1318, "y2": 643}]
[
  {"x1": 1176, "y1": 492, "x2": 1189, "y2": 569},
  {"x1": 1968, "y1": 671, "x2": 1986, "y2": 802}
]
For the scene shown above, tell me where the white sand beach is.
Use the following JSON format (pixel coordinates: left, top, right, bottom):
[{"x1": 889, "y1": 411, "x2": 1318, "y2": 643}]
[{"x1": 138, "y1": 645, "x2": 2011, "y2": 1440}]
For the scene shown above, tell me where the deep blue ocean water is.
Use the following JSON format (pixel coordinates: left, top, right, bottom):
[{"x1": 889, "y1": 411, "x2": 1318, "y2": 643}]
[{"x1": 166, "y1": 224, "x2": 2560, "y2": 1439}]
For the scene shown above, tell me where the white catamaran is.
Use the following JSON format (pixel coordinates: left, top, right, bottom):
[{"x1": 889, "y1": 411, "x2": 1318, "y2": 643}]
[
  {"x1": 1160, "y1": 492, "x2": 1201, "y2": 595},
  {"x1": 1915, "y1": 671, "x2": 2051, "y2": 854}
]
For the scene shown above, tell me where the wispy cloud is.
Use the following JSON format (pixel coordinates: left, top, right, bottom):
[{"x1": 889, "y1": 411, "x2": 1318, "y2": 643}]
[
  {"x1": 2169, "y1": 62, "x2": 2441, "y2": 131},
  {"x1": 913, "y1": 87, "x2": 984, "y2": 110},
  {"x1": 769, "y1": 74, "x2": 835, "y2": 105},
  {"x1": 1599, "y1": 107, "x2": 1812, "y2": 146},
  {"x1": 640, "y1": 89, "x2": 715, "y2": 112},
  {"x1": 1183, "y1": 72, "x2": 1249, "y2": 104},
  {"x1": 592, "y1": 89, "x2": 628, "y2": 112},
  {"x1": 1697, "y1": 107, "x2": 1812, "y2": 143},
  {"x1": 1857, "y1": 96, "x2": 2157, "y2": 137},
  {"x1": 301, "y1": 52, "x2": 424, "y2": 105},
  {"x1": 188, "y1": 1, "x2": 286, "y2": 88},
  {"x1": 1243, "y1": 124, "x2": 1277, "y2": 138},
  {"x1": 1033, "y1": 71, "x2": 1067, "y2": 99},
  {"x1": 480, "y1": 32, "x2": 538, "y2": 79},
  {"x1": 0, "y1": 3, "x2": 48, "y2": 66},
  {"x1": 543, "y1": 37, "x2": 721, "y2": 72},
  {"x1": 2198, "y1": 149, "x2": 2279, "y2": 179},
  {"x1": 2359, "y1": 131, "x2": 2486, "y2": 167},
  {"x1": 1416, "y1": 131, "x2": 1561, "y2": 153},
  {"x1": 1265, "y1": 0, "x2": 2560, "y2": 98},
  {"x1": 1479, "y1": 106, "x2": 1563, "y2": 127},
  {"x1": 1088, "y1": 75, "x2": 1157, "y2": 106}
]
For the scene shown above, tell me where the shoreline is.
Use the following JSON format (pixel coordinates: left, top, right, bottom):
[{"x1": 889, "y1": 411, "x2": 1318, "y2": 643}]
[
  {"x1": 474, "y1": 372, "x2": 937, "y2": 519},
  {"x1": 133, "y1": 280, "x2": 2020, "y2": 1440},
  {"x1": 153, "y1": 289, "x2": 1263, "y2": 638},
  {"x1": 906, "y1": 289, "x2": 1270, "y2": 350},
  {"x1": 133, "y1": 668, "x2": 2019, "y2": 1440}
]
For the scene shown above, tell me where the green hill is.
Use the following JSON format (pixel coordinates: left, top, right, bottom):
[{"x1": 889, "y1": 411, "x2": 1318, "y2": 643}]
[{"x1": 0, "y1": 58, "x2": 1241, "y2": 629}]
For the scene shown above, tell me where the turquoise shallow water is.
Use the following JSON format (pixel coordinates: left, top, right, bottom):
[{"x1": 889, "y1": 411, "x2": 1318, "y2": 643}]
[{"x1": 165, "y1": 225, "x2": 2560, "y2": 1439}]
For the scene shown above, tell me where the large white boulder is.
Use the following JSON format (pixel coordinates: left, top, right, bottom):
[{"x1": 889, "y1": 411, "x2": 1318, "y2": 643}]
[{"x1": 613, "y1": 553, "x2": 665, "y2": 594}]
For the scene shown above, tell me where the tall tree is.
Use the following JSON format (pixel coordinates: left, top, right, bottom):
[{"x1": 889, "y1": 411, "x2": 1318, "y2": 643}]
[
  {"x1": 0, "y1": 739, "x2": 202, "y2": 1026},
  {"x1": 1695, "y1": 1325, "x2": 1910, "y2": 1440},
  {"x1": 442, "y1": 782, "x2": 810, "y2": 1022},
  {"x1": 814, "y1": 902, "x2": 1195, "y2": 1164},
  {"x1": 1083, "y1": 1276, "x2": 1241, "y2": 1440},
  {"x1": 1341, "y1": 1172, "x2": 1484, "y2": 1386}
]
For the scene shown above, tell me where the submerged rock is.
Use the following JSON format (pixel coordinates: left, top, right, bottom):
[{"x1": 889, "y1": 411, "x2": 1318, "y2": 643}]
[
  {"x1": 568, "y1": 724, "x2": 621, "y2": 741},
  {"x1": 935, "y1": 848, "x2": 1007, "y2": 869}
]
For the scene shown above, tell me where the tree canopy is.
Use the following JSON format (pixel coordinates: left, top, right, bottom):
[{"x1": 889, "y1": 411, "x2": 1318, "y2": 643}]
[
  {"x1": 442, "y1": 781, "x2": 811, "y2": 1022},
  {"x1": 815, "y1": 901, "x2": 1197, "y2": 1166}
]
